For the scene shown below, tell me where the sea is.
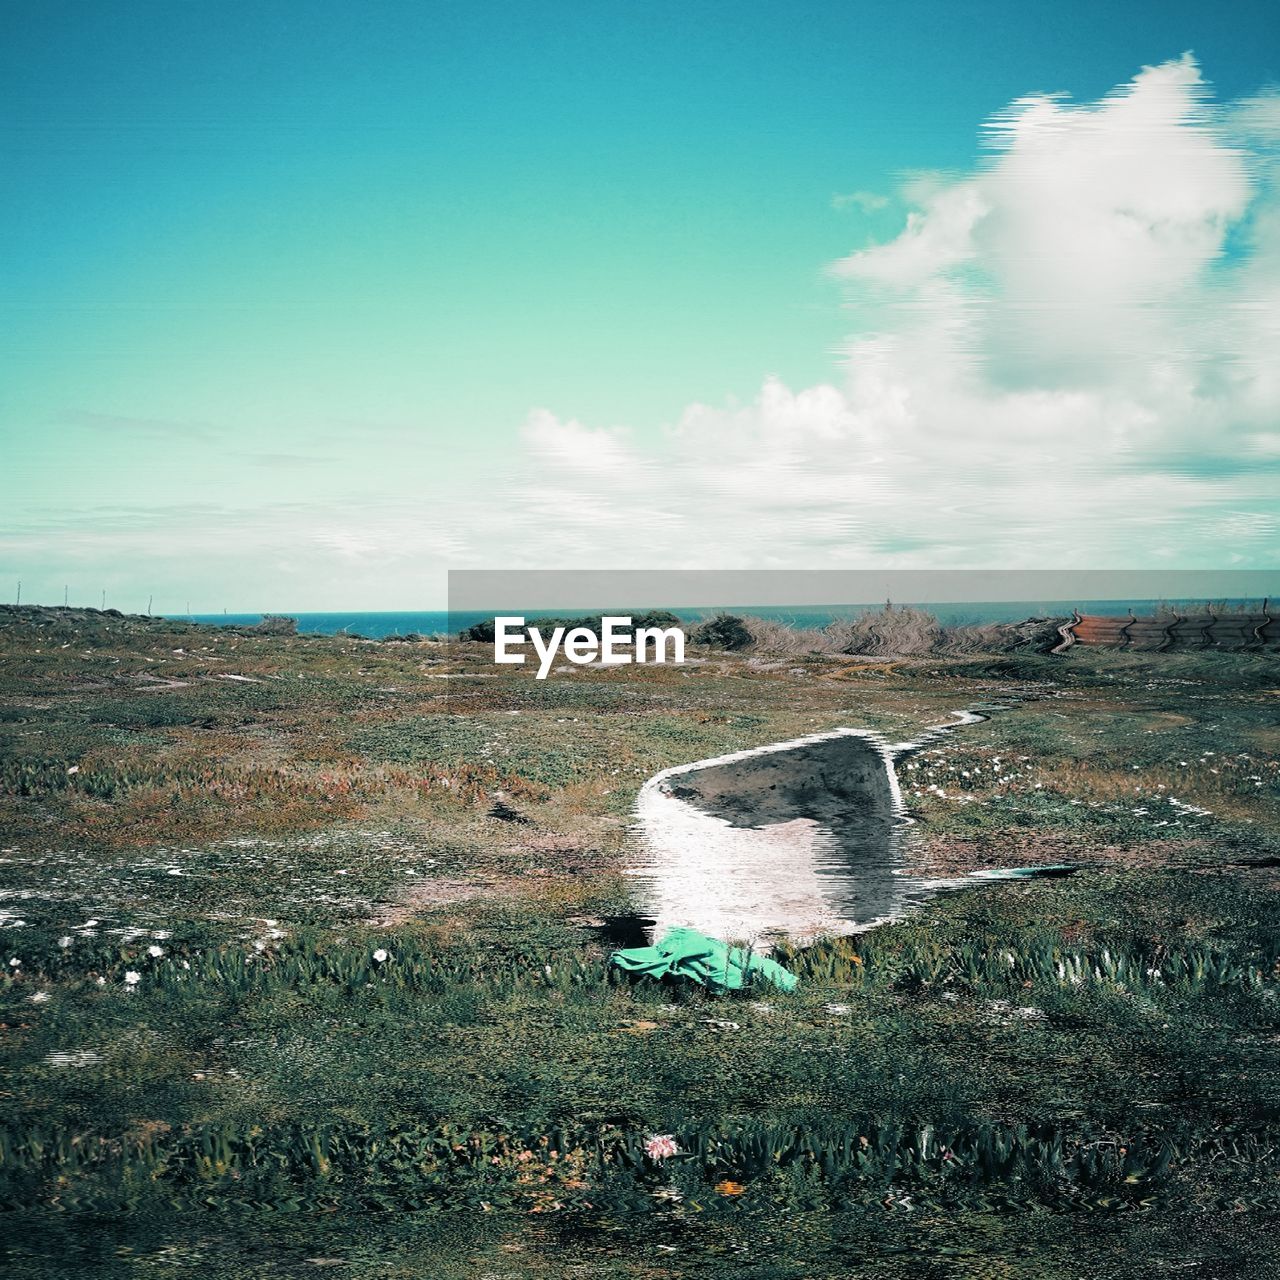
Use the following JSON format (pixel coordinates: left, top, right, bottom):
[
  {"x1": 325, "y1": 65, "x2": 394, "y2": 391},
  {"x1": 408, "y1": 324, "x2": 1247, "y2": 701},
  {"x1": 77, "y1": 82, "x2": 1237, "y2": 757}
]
[{"x1": 175, "y1": 599, "x2": 1260, "y2": 639}]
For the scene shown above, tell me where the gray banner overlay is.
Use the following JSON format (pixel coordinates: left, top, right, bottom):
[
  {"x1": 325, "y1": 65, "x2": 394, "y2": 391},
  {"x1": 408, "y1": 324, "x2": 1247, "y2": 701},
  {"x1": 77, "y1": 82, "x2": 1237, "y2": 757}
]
[{"x1": 449, "y1": 569, "x2": 1279, "y2": 615}]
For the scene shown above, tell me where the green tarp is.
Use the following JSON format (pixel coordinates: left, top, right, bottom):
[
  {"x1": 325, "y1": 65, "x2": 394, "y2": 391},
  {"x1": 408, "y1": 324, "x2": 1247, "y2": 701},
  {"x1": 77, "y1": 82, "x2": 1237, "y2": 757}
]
[{"x1": 609, "y1": 926, "x2": 799, "y2": 993}]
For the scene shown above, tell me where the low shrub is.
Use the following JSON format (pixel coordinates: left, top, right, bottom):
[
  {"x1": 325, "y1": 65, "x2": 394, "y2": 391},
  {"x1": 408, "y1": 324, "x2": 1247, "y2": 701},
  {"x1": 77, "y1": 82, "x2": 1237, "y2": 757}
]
[{"x1": 689, "y1": 613, "x2": 753, "y2": 650}]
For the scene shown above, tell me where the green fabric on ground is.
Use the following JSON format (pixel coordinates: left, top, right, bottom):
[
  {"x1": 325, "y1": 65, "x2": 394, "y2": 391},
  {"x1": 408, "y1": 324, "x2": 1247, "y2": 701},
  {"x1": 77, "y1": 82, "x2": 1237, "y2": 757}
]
[{"x1": 609, "y1": 926, "x2": 799, "y2": 993}]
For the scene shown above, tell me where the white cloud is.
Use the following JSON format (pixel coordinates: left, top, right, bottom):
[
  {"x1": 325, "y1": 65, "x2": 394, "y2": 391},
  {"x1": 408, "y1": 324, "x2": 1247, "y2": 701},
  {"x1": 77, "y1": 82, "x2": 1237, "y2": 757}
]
[
  {"x1": 833, "y1": 180, "x2": 986, "y2": 288},
  {"x1": 480, "y1": 55, "x2": 1280, "y2": 571},
  {"x1": 520, "y1": 409, "x2": 642, "y2": 476}
]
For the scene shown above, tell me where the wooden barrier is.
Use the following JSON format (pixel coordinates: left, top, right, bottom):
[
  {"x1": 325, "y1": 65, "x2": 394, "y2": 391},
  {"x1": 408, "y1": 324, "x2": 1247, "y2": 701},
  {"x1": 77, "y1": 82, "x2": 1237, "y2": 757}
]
[{"x1": 1057, "y1": 603, "x2": 1278, "y2": 652}]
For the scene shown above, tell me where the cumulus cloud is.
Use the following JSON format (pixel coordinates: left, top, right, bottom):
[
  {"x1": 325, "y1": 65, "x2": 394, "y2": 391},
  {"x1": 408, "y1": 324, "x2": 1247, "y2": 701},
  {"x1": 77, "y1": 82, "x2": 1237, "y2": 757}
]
[
  {"x1": 833, "y1": 178, "x2": 986, "y2": 289},
  {"x1": 520, "y1": 410, "x2": 642, "y2": 476},
  {"x1": 486, "y1": 55, "x2": 1280, "y2": 571}
]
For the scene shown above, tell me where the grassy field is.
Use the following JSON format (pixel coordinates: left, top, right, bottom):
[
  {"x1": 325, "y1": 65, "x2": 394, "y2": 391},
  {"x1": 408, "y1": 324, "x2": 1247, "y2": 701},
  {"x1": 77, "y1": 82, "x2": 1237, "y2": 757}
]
[{"x1": 1, "y1": 605, "x2": 1278, "y2": 1278}]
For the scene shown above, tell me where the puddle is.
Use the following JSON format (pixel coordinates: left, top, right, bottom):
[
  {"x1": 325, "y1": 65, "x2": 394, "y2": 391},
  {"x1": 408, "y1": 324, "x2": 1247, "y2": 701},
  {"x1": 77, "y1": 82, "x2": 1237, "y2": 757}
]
[{"x1": 624, "y1": 708, "x2": 1077, "y2": 944}]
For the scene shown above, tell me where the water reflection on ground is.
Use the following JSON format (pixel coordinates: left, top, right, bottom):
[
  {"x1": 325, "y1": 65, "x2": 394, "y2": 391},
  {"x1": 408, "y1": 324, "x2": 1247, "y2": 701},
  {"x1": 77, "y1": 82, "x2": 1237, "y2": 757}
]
[{"x1": 626, "y1": 711, "x2": 1067, "y2": 943}]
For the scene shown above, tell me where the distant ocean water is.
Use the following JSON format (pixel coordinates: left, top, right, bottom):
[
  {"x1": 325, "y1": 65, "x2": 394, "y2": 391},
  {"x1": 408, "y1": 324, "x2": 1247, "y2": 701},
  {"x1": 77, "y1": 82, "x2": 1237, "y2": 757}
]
[{"x1": 177, "y1": 599, "x2": 1262, "y2": 640}]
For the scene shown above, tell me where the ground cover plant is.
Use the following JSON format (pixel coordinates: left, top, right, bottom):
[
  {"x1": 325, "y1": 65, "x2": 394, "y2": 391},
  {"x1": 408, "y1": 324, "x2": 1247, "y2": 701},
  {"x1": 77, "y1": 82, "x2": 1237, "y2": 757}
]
[{"x1": 0, "y1": 604, "x2": 1277, "y2": 1278}]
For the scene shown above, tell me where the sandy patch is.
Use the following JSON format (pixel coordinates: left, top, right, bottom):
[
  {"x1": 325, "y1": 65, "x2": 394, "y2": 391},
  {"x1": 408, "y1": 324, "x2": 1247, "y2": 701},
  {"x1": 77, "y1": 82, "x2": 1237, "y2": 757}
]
[{"x1": 367, "y1": 876, "x2": 513, "y2": 925}]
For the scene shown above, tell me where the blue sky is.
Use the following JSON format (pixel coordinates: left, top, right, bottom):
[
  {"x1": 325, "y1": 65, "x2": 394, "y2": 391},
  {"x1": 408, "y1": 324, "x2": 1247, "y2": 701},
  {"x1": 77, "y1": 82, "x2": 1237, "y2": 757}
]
[{"x1": 2, "y1": 2, "x2": 1279, "y2": 609}]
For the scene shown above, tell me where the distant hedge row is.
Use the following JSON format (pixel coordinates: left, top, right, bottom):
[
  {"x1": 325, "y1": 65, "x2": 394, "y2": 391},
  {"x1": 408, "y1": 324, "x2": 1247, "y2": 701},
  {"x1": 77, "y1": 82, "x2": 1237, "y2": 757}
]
[{"x1": 455, "y1": 607, "x2": 1067, "y2": 656}]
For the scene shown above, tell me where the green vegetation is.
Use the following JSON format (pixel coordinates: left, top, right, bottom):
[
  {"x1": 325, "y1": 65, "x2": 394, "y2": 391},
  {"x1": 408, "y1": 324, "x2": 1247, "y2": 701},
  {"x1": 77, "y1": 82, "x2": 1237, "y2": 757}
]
[
  {"x1": 690, "y1": 612, "x2": 755, "y2": 650},
  {"x1": 0, "y1": 604, "x2": 1277, "y2": 1277}
]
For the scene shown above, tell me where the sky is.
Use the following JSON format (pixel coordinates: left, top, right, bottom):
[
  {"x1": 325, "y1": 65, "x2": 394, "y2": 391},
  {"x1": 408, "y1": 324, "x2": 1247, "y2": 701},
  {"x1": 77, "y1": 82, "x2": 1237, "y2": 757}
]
[{"x1": 2, "y1": 1, "x2": 1279, "y2": 611}]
